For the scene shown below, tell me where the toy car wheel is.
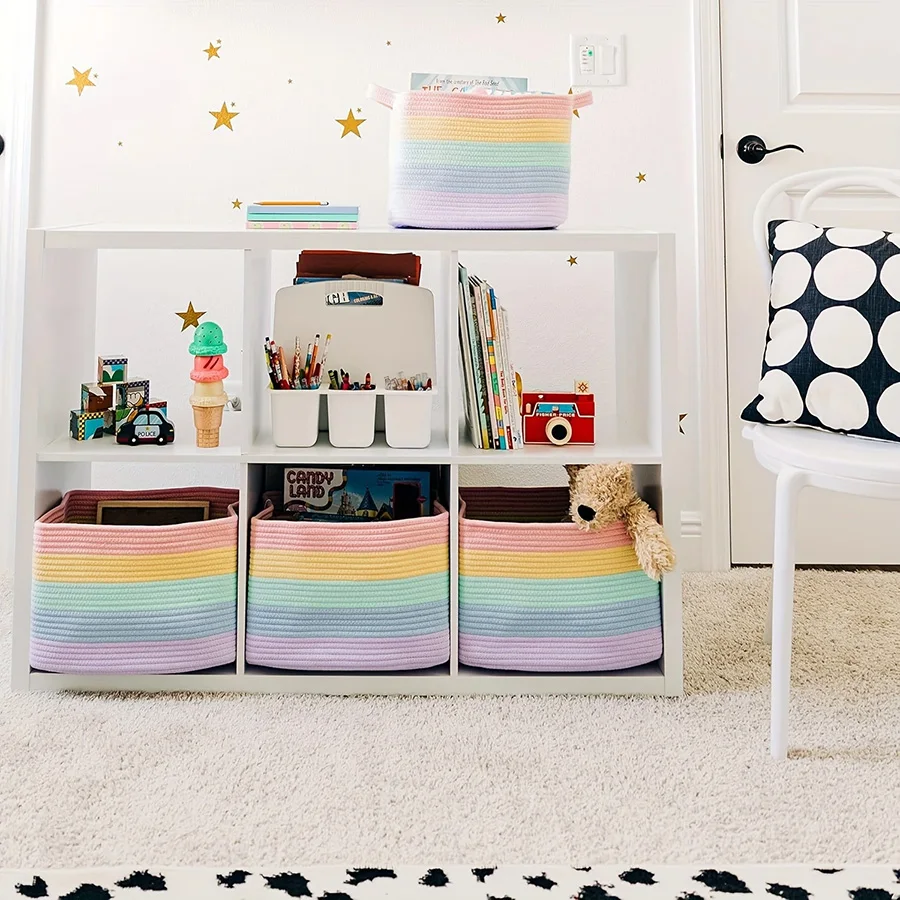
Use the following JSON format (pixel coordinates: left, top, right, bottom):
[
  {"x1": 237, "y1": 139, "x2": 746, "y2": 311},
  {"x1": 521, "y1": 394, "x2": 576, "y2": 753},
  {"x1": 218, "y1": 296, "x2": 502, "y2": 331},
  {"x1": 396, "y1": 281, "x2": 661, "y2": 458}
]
[
  {"x1": 157, "y1": 435, "x2": 166, "y2": 445},
  {"x1": 129, "y1": 435, "x2": 138, "y2": 446}
]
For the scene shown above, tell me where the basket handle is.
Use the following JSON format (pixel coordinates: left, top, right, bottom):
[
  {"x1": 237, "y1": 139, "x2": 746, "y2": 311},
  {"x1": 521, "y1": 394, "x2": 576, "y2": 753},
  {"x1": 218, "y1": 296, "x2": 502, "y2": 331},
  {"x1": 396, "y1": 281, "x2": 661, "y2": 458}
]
[
  {"x1": 571, "y1": 90, "x2": 593, "y2": 110},
  {"x1": 366, "y1": 84, "x2": 395, "y2": 109}
]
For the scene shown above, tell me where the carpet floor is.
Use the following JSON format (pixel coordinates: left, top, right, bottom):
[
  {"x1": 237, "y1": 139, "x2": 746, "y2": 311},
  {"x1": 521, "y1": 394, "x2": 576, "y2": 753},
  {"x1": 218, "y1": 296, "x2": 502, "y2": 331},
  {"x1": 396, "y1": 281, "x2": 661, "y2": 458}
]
[{"x1": 0, "y1": 569, "x2": 899, "y2": 867}]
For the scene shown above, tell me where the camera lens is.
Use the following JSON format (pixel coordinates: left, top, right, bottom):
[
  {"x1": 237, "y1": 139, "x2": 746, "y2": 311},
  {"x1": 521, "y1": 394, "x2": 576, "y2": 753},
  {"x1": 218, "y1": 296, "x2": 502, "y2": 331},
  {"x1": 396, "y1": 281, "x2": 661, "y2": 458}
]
[{"x1": 545, "y1": 416, "x2": 572, "y2": 446}]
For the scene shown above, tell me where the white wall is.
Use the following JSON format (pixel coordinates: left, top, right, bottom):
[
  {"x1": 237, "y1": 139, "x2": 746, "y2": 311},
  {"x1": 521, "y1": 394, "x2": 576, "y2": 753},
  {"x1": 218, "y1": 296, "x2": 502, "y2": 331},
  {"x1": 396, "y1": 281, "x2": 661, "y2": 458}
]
[{"x1": 9, "y1": 0, "x2": 701, "y2": 569}]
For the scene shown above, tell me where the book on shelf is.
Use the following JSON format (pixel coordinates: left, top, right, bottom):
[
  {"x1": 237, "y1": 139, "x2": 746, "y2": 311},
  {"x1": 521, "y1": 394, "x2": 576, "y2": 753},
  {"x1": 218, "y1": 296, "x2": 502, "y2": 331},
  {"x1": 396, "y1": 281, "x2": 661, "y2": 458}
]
[
  {"x1": 457, "y1": 264, "x2": 521, "y2": 450},
  {"x1": 247, "y1": 221, "x2": 359, "y2": 230},
  {"x1": 410, "y1": 73, "x2": 528, "y2": 93}
]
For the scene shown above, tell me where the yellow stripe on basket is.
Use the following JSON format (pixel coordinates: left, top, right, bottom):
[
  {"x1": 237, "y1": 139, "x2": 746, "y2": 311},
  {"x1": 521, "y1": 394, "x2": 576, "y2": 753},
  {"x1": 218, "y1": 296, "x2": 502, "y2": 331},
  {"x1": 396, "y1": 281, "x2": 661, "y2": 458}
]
[
  {"x1": 459, "y1": 546, "x2": 641, "y2": 579},
  {"x1": 34, "y1": 547, "x2": 236, "y2": 583},
  {"x1": 401, "y1": 116, "x2": 571, "y2": 143},
  {"x1": 250, "y1": 545, "x2": 449, "y2": 581}
]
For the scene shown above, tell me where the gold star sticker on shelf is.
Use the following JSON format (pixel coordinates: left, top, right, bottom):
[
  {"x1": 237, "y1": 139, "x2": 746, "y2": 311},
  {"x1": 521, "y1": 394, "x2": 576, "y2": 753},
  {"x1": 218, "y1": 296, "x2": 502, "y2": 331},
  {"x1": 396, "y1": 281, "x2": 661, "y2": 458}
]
[
  {"x1": 567, "y1": 255, "x2": 578, "y2": 266},
  {"x1": 569, "y1": 87, "x2": 580, "y2": 118},
  {"x1": 232, "y1": 198, "x2": 242, "y2": 209},
  {"x1": 636, "y1": 172, "x2": 647, "y2": 183},
  {"x1": 496, "y1": 12, "x2": 506, "y2": 22},
  {"x1": 336, "y1": 109, "x2": 365, "y2": 138},
  {"x1": 679, "y1": 413, "x2": 687, "y2": 434},
  {"x1": 210, "y1": 102, "x2": 239, "y2": 130},
  {"x1": 204, "y1": 42, "x2": 220, "y2": 59},
  {"x1": 176, "y1": 302, "x2": 206, "y2": 331},
  {"x1": 66, "y1": 66, "x2": 95, "y2": 96}
]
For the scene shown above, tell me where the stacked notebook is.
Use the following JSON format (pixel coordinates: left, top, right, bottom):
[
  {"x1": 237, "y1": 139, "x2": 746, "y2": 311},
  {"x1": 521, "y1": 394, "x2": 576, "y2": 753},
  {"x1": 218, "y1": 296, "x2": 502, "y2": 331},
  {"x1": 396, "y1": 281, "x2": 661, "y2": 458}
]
[
  {"x1": 246, "y1": 202, "x2": 359, "y2": 230},
  {"x1": 457, "y1": 263, "x2": 522, "y2": 450}
]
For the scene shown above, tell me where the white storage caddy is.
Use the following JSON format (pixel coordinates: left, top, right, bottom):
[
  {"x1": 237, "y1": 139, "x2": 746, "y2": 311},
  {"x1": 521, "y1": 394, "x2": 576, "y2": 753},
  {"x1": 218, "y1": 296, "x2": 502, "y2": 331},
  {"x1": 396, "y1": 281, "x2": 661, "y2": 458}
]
[{"x1": 271, "y1": 280, "x2": 437, "y2": 448}]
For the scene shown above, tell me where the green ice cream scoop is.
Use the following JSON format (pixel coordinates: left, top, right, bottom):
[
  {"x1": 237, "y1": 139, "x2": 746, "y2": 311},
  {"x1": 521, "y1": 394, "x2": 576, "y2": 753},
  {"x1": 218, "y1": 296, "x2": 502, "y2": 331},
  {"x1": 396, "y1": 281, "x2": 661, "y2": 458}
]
[{"x1": 189, "y1": 321, "x2": 228, "y2": 356}]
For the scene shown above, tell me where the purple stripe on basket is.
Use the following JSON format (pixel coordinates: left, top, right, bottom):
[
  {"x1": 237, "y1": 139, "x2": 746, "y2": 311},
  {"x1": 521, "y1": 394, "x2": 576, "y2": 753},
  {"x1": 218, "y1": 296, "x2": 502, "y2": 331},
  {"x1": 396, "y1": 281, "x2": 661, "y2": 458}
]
[
  {"x1": 389, "y1": 192, "x2": 568, "y2": 230},
  {"x1": 246, "y1": 631, "x2": 450, "y2": 671},
  {"x1": 458, "y1": 628, "x2": 662, "y2": 672},
  {"x1": 30, "y1": 632, "x2": 236, "y2": 674}
]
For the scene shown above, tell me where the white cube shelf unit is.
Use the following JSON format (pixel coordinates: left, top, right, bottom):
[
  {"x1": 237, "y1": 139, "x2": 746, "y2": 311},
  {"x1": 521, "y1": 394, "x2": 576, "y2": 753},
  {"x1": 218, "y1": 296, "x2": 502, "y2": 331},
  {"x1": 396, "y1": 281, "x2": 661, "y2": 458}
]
[{"x1": 13, "y1": 226, "x2": 681, "y2": 696}]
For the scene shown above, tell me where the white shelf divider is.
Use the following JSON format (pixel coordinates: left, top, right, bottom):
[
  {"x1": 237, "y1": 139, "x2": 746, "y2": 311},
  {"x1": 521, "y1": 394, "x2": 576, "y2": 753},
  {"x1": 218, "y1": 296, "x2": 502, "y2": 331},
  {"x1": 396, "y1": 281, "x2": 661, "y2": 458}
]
[{"x1": 14, "y1": 227, "x2": 682, "y2": 697}]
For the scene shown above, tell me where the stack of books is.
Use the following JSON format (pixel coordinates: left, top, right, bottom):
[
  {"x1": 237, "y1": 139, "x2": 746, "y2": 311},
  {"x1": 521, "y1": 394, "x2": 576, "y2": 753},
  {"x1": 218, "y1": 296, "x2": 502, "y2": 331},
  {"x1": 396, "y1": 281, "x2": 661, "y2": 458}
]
[
  {"x1": 246, "y1": 202, "x2": 359, "y2": 230},
  {"x1": 457, "y1": 263, "x2": 522, "y2": 450}
]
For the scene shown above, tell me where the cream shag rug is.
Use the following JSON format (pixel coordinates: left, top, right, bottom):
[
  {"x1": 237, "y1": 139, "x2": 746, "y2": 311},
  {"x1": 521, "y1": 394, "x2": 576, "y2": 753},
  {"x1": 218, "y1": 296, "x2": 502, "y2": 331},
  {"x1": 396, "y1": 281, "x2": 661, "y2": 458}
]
[{"x1": 0, "y1": 569, "x2": 899, "y2": 867}]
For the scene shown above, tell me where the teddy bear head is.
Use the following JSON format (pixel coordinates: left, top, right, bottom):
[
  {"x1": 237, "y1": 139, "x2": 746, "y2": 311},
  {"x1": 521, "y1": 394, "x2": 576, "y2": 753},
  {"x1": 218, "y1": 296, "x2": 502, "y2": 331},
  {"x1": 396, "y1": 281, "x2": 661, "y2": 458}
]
[{"x1": 566, "y1": 462, "x2": 634, "y2": 531}]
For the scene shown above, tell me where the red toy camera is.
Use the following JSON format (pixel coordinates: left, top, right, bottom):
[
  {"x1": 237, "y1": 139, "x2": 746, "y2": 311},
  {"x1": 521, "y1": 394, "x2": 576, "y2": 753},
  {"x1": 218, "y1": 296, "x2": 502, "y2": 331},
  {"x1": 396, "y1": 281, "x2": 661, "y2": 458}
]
[{"x1": 521, "y1": 391, "x2": 595, "y2": 446}]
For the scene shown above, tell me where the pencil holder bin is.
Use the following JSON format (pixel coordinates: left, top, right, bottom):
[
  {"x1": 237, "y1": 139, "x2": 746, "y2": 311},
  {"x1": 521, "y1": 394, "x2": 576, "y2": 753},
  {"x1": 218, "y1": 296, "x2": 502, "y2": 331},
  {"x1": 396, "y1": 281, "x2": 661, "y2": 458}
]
[
  {"x1": 246, "y1": 502, "x2": 450, "y2": 671},
  {"x1": 383, "y1": 390, "x2": 434, "y2": 449},
  {"x1": 326, "y1": 387, "x2": 376, "y2": 448},
  {"x1": 270, "y1": 387, "x2": 322, "y2": 448},
  {"x1": 30, "y1": 487, "x2": 239, "y2": 675},
  {"x1": 458, "y1": 487, "x2": 663, "y2": 673},
  {"x1": 367, "y1": 83, "x2": 593, "y2": 229}
]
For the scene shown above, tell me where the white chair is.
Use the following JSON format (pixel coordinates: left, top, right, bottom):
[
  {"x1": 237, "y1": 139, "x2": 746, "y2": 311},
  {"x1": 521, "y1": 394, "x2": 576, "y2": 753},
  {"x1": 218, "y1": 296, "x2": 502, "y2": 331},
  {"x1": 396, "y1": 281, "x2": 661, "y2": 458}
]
[{"x1": 743, "y1": 167, "x2": 900, "y2": 760}]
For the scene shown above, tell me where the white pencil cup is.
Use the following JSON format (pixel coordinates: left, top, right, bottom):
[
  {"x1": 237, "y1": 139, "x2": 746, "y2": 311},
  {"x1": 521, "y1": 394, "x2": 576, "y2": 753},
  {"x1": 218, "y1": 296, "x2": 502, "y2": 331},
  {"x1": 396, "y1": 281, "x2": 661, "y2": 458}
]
[
  {"x1": 326, "y1": 387, "x2": 377, "y2": 448},
  {"x1": 270, "y1": 388, "x2": 322, "y2": 448},
  {"x1": 383, "y1": 390, "x2": 434, "y2": 449}
]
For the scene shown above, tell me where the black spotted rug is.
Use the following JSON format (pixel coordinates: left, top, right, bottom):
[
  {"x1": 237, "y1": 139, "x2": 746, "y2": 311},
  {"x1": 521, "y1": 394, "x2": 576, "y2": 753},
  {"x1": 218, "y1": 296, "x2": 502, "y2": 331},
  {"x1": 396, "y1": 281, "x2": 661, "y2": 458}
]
[{"x1": 2, "y1": 865, "x2": 898, "y2": 899}]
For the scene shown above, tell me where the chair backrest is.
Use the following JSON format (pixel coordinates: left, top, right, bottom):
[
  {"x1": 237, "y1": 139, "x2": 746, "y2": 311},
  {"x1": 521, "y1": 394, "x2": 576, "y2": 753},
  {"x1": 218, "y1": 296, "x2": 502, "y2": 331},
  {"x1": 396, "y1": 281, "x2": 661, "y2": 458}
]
[{"x1": 753, "y1": 167, "x2": 900, "y2": 285}]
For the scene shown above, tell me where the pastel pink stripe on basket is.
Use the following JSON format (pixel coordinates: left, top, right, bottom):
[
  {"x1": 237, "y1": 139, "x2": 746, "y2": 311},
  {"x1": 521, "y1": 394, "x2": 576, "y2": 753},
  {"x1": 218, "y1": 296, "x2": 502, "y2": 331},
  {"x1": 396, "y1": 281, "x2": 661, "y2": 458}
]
[
  {"x1": 250, "y1": 506, "x2": 449, "y2": 552},
  {"x1": 33, "y1": 507, "x2": 238, "y2": 556},
  {"x1": 460, "y1": 518, "x2": 633, "y2": 553},
  {"x1": 396, "y1": 93, "x2": 585, "y2": 120}
]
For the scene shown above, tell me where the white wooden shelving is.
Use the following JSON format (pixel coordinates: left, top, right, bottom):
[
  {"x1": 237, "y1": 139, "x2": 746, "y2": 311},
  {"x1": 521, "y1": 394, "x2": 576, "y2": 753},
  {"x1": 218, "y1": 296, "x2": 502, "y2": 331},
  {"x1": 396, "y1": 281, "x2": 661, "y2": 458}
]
[{"x1": 13, "y1": 225, "x2": 682, "y2": 696}]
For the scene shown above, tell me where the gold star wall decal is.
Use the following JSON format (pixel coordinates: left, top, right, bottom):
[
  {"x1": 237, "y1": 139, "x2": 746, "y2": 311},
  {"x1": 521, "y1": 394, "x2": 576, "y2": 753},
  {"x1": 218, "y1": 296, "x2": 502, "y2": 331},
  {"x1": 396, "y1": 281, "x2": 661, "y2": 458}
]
[
  {"x1": 66, "y1": 67, "x2": 95, "y2": 96},
  {"x1": 204, "y1": 42, "x2": 220, "y2": 59},
  {"x1": 678, "y1": 413, "x2": 687, "y2": 434},
  {"x1": 567, "y1": 256, "x2": 578, "y2": 266},
  {"x1": 636, "y1": 172, "x2": 647, "y2": 183},
  {"x1": 336, "y1": 109, "x2": 365, "y2": 138},
  {"x1": 569, "y1": 87, "x2": 580, "y2": 118},
  {"x1": 176, "y1": 302, "x2": 206, "y2": 331},
  {"x1": 288, "y1": 78, "x2": 293, "y2": 84},
  {"x1": 210, "y1": 102, "x2": 239, "y2": 130},
  {"x1": 386, "y1": 40, "x2": 392, "y2": 45},
  {"x1": 117, "y1": 141, "x2": 123, "y2": 146},
  {"x1": 232, "y1": 198, "x2": 242, "y2": 209},
  {"x1": 356, "y1": 107, "x2": 362, "y2": 113},
  {"x1": 496, "y1": 12, "x2": 506, "y2": 22}
]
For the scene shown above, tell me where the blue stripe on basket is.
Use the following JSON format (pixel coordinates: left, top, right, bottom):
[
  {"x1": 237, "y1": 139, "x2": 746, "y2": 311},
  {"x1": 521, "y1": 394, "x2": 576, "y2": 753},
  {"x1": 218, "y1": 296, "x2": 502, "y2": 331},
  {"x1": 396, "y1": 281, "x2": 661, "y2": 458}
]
[
  {"x1": 247, "y1": 572, "x2": 449, "y2": 607},
  {"x1": 459, "y1": 596, "x2": 661, "y2": 638},
  {"x1": 248, "y1": 601, "x2": 448, "y2": 638},
  {"x1": 32, "y1": 574, "x2": 237, "y2": 610},
  {"x1": 31, "y1": 607, "x2": 237, "y2": 642},
  {"x1": 458, "y1": 571, "x2": 658, "y2": 605},
  {"x1": 392, "y1": 165, "x2": 570, "y2": 194},
  {"x1": 396, "y1": 140, "x2": 571, "y2": 167}
]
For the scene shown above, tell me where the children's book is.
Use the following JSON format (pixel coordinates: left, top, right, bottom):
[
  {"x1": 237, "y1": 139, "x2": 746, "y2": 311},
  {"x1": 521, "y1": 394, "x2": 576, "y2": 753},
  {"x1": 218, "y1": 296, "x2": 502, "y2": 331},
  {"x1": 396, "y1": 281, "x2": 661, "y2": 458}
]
[
  {"x1": 457, "y1": 265, "x2": 488, "y2": 449},
  {"x1": 411, "y1": 73, "x2": 528, "y2": 93}
]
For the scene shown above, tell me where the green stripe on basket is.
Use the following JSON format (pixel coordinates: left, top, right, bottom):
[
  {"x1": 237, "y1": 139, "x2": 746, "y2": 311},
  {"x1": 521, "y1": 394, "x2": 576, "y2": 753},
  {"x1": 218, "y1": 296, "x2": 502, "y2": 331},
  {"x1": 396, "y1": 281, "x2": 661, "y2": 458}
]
[
  {"x1": 397, "y1": 140, "x2": 571, "y2": 167},
  {"x1": 32, "y1": 574, "x2": 237, "y2": 611},
  {"x1": 247, "y1": 572, "x2": 449, "y2": 607},
  {"x1": 458, "y1": 571, "x2": 658, "y2": 606}
]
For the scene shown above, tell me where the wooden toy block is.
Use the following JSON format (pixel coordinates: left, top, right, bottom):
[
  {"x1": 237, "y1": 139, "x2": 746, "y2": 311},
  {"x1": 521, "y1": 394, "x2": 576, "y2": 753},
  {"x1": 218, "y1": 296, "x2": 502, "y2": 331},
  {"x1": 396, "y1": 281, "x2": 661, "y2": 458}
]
[
  {"x1": 115, "y1": 379, "x2": 150, "y2": 410},
  {"x1": 81, "y1": 382, "x2": 113, "y2": 413},
  {"x1": 146, "y1": 398, "x2": 168, "y2": 416},
  {"x1": 114, "y1": 405, "x2": 137, "y2": 435},
  {"x1": 98, "y1": 356, "x2": 128, "y2": 384},
  {"x1": 70, "y1": 409, "x2": 106, "y2": 441}
]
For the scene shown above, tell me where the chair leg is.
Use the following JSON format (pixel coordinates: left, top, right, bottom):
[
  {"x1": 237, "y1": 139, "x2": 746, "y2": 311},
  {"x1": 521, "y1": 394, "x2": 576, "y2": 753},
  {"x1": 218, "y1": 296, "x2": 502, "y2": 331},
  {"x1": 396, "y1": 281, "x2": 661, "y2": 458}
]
[{"x1": 770, "y1": 468, "x2": 805, "y2": 761}]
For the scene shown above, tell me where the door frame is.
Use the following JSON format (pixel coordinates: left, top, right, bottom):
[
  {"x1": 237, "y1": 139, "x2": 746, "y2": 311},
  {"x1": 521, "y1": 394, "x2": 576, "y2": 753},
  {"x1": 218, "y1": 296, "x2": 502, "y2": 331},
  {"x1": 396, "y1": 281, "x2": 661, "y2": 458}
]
[
  {"x1": 691, "y1": 0, "x2": 731, "y2": 570},
  {"x1": 0, "y1": 0, "x2": 39, "y2": 574}
]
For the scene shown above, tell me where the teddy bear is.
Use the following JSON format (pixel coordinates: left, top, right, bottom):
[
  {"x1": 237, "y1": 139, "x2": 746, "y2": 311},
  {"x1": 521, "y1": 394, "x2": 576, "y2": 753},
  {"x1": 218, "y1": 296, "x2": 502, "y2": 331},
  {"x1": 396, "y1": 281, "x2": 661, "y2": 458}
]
[{"x1": 566, "y1": 463, "x2": 675, "y2": 581}]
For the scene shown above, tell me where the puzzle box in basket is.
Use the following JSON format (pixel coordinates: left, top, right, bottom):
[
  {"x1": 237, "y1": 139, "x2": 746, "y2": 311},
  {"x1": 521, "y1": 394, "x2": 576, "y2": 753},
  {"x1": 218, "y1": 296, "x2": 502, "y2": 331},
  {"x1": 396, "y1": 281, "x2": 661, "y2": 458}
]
[{"x1": 367, "y1": 83, "x2": 593, "y2": 229}]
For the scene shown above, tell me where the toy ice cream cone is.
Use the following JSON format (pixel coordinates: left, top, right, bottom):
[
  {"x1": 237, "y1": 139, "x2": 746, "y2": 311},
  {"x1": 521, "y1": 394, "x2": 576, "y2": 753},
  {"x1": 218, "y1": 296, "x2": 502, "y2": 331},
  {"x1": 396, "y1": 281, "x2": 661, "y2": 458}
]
[{"x1": 188, "y1": 321, "x2": 229, "y2": 448}]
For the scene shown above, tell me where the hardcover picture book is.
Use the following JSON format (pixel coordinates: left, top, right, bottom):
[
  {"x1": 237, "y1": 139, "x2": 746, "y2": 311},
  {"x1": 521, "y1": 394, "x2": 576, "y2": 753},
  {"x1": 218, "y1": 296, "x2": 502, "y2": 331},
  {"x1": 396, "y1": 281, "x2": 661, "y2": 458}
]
[{"x1": 410, "y1": 73, "x2": 528, "y2": 93}]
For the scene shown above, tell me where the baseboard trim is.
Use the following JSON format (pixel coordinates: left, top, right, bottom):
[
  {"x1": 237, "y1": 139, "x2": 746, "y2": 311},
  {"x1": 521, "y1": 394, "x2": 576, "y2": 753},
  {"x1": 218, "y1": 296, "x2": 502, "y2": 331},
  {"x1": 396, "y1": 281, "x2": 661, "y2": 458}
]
[{"x1": 680, "y1": 510, "x2": 702, "y2": 571}]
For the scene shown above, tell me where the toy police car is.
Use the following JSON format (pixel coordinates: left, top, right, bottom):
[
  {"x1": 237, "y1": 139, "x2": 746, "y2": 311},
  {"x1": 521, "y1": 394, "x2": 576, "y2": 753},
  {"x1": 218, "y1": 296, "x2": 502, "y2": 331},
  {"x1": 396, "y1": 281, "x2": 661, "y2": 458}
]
[{"x1": 116, "y1": 407, "x2": 176, "y2": 446}]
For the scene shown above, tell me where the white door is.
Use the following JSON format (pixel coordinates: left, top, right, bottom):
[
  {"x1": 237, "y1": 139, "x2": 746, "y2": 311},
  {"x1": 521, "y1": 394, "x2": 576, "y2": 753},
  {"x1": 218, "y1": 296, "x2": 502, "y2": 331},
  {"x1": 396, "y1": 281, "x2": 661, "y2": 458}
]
[
  {"x1": 722, "y1": 0, "x2": 900, "y2": 564},
  {"x1": 0, "y1": 1, "x2": 36, "y2": 574}
]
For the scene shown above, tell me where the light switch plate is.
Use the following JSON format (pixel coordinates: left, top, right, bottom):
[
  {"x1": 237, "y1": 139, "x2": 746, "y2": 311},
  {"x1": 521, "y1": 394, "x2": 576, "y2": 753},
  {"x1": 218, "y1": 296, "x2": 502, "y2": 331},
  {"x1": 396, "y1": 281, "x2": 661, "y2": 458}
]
[{"x1": 569, "y1": 33, "x2": 625, "y2": 87}]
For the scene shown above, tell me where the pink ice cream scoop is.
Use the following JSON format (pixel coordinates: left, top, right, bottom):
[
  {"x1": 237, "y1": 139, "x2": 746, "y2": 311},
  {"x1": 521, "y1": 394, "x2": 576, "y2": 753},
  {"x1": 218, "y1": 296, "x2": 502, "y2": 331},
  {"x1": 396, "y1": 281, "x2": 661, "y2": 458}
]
[{"x1": 190, "y1": 354, "x2": 229, "y2": 382}]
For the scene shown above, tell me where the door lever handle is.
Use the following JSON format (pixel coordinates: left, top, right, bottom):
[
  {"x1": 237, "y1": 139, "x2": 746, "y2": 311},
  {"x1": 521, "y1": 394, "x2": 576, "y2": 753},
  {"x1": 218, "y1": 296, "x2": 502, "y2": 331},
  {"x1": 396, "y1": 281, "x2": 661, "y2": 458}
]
[{"x1": 737, "y1": 134, "x2": 804, "y2": 165}]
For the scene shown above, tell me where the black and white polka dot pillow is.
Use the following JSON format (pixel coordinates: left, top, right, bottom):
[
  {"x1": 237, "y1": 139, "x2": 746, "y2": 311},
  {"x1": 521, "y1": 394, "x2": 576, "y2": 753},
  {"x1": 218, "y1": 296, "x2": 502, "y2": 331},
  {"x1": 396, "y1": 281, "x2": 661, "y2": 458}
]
[{"x1": 742, "y1": 219, "x2": 900, "y2": 441}]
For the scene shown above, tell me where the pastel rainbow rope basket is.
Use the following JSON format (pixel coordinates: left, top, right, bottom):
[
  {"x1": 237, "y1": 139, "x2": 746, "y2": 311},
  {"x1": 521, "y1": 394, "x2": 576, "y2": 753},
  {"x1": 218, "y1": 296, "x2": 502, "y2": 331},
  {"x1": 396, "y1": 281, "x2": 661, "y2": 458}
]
[
  {"x1": 459, "y1": 487, "x2": 662, "y2": 672},
  {"x1": 31, "y1": 488, "x2": 239, "y2": 674},
  {"x1": 247, "y1": 503, "x2": 450, "y2": 670},
  {"x1": 367, "y1": 84, "x2": 593, "y2": 229}
]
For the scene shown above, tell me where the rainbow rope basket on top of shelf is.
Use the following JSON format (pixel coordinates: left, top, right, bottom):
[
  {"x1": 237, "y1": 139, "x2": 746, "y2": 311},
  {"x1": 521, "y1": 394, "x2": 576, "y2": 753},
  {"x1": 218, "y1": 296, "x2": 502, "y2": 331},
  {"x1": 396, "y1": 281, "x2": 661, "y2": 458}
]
[{"x1": 367, "y1": 84, "x2": 593, "y2": 230}]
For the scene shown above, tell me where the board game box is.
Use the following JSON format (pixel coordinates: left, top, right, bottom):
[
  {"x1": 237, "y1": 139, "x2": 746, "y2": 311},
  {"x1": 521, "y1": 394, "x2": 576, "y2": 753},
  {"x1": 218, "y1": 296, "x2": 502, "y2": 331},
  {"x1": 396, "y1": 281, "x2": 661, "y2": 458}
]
[{"x1": 282, "y1": 467, "x2": 432, "y2": 521}]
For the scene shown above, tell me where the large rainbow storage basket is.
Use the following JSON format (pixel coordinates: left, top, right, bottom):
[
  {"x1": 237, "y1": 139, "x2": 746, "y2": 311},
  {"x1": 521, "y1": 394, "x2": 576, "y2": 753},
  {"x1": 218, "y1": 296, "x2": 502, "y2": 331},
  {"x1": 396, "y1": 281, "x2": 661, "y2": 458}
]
[
  {"x1": 31, "y1": 487, "x2": 239, "y2": 674},
  {"x1": 459, "y1": 487, "x2": 663, "y2": 672},
  {"x1": 246, "y1": 503, "x2": 450, "y2": 670},
  {"x1": 367, "y1": 84, "x2": 593, "y2": 229}
]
